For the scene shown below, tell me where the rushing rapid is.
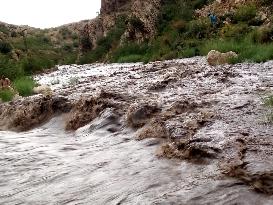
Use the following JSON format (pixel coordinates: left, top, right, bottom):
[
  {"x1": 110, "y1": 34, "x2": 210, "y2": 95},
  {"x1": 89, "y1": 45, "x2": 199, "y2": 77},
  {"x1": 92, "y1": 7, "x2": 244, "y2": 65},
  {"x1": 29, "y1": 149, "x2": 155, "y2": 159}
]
[
  {"x1": 1, "y1": 115, "x2": 269, "y2": 205},
  {"x1": 1, "y1": 57, "x2": 273, "y2": 204}
]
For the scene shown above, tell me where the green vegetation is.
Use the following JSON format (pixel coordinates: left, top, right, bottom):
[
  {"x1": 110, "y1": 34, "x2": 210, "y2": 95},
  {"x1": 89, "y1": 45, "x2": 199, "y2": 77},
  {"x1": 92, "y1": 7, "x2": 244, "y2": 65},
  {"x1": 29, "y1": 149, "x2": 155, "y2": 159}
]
[
  {"x1": 0, "y1": 89, "x2": 15, "y2": 102},
  {"x1": 234, "y1": 4, "x2": 257, "y2": 23},
  {"x1": 13, "y1": 77, "x2": 36, "y2": 97},
  {"x1": 0, "y1": 41, "x2": 12, "y2": 54},
  {"x1": 88, "y1": 0, "x2": 272, "y2": 64},
  {"x1": 200, "y1": 37, "x2": 273, "y2": 63}
]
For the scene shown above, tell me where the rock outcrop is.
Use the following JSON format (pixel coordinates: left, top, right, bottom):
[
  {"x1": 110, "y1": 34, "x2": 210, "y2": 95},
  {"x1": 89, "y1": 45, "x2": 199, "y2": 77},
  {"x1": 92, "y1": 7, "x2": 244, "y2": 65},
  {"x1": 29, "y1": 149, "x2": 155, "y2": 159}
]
[
  {"x1": 78, "y1": 0, "x2": 161, "y2": 52},
  {"x1": 101, "y1": 0, "x2": 129, "y2": 14},
  {"x1": 207, "y1": 50, "x2": 238, "y2": 66},
  {"x1": 0, "y1": 77, "x2": 11, "y2": 89},
  {"x1": 33, "y1": 85, "x2": 53, "y2": 96},
  {"x1": 123, "y1": 0, "x2": 161, "y2": 42}
]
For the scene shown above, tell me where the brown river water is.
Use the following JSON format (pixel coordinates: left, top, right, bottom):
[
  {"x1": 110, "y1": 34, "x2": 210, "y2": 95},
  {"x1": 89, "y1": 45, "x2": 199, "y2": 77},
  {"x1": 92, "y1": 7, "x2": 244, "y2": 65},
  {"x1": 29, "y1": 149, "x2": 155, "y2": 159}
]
[
  {"x1": 1, "y1": 115, "x2": 270, "y2": 205},
  {"x1": 1, "y1": 57, "x2": 273, "y2": 204}
]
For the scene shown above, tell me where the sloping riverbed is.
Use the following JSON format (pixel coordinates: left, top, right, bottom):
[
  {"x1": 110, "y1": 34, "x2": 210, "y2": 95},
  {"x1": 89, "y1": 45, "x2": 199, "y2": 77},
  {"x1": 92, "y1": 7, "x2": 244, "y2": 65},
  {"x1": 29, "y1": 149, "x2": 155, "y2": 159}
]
[{"x1": 1, "y1": 57, "x2": 273, "y2": 204}]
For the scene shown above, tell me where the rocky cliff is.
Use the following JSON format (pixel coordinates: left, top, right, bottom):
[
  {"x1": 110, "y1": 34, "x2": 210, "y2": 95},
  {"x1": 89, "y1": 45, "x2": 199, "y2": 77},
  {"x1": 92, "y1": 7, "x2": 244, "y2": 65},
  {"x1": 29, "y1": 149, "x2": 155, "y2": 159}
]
[
  {"x1": 78, "y1": 0, "x2": 161, "y2": 52},
  {"x1": 100, "y1": 0, "x2": 129, "y2": 14}
]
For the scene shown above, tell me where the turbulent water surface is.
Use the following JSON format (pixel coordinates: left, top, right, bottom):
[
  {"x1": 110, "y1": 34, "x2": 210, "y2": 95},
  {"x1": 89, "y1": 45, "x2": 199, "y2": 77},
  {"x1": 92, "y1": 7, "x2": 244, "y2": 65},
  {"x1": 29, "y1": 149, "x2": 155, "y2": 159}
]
[
  {"x1": 1, "y1": 57, "x2": 273, "y2": 204},
  {"x1": 0, "y1": 116, "x2": 268, "y2": 205}
]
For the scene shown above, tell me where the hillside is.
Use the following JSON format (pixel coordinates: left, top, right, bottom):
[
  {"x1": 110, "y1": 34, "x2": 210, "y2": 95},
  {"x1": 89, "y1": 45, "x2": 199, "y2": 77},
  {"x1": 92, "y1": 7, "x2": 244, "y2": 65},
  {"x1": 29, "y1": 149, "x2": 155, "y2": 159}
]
[{"x1": 0, "y1": 0, "x2": 273, "y2": 80}]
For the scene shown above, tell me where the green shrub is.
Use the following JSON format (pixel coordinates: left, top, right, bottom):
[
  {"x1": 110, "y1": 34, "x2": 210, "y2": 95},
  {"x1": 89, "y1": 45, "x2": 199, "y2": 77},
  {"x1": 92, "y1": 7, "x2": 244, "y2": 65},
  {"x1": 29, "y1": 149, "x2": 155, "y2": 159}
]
[
  {"x1": 252, "y1": 26, "x2": 273, "y2": 43},
  {"x1": 187, "y1": 18, "x2": 211, "y2": 39},
  {"x1": 265, "y1": 95, "x2": 273, "y2": 107},
  {"x1": 10, "y1": 31, "x2": 17, "y2": 37},
  {"x1": 0, "y1": 25, "x2": 9, "y2": 35},
  {"x1": 61, "y1": 53, "x2": 77, "y2": 65},
  {"x1": 0, "y1": 41, "x2": 12, "y2": 54},
  {"x1": 234, "y1": 4, "x2": 257, "y2": 22},
  {"x1": 179, "y1": 47, "x2": 199, "y2": 58},
  {"x1": 26, "y1": 36, "x2": 52, "y2": 50},
  {"x1": 80, "y1": 35, "x2": 93, "y2": 52},
  {"x1": 21, "y1": 56, "x2": 54, "y2": 74},
  {"x1": 111, "y1": 43, "x2": 150, "y2": 62},
  {"x1": 63, "y1": 44, "x2": 73, "y2": 52},
  {"x1": 162, "y1": 51, "x2": 178, "y2": 60},
  {"x1": 129, "y1": 16, "x2": 145, "y2": 32},
  {"x1": 0, "y1": 89, "x2": 15, "y2": 102},
  {"x1": 221, "y1": 23, "x2": 250, "y2": 40},
  {"x1": 171, "y1": 20, "x2": 187, "y2": 33},
  {"x1": 13, "y1": 76, "x2": 35, "y2": 97},
  {"x1": 117, "y1": 54, "x2": 144, "y2": 63},
  {"x1": 80, "y1": 15, "x2": 127, "y2": 63},
  {"x1": 0, "y1": 55, "x2": 24, "y2": 80}
]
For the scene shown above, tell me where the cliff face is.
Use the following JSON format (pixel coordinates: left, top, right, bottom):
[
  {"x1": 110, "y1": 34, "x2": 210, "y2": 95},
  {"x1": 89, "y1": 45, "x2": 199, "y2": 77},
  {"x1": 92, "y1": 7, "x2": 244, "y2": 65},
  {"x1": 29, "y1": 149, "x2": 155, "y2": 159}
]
[
  {"x1": 100, "y1": 0, "x2": 129, "y2": 14},
  {"x1": 78, "y1": 0, "x2": 161, "y2": 53},
  {"x1": 123, "y1": 0, "x2": 161, "y2": 42}
]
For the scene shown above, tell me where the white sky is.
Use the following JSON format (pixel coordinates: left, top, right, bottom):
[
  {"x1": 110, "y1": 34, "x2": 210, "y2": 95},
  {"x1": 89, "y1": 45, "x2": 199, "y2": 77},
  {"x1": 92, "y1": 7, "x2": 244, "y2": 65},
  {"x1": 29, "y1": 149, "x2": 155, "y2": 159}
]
[{"x1": 0, "y1": 0, "x2": 101, "y2": 28}]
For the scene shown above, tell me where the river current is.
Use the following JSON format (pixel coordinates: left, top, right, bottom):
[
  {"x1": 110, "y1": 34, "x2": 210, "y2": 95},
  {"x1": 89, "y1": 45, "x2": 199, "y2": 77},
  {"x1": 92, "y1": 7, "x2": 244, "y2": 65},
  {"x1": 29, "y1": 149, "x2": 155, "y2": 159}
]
[
  {"x1": 1, "y1": 58, "x2": 273, "y2": 204},
  {"x1": 0, "y1": 115, "x2": 270, "y2": 205}
]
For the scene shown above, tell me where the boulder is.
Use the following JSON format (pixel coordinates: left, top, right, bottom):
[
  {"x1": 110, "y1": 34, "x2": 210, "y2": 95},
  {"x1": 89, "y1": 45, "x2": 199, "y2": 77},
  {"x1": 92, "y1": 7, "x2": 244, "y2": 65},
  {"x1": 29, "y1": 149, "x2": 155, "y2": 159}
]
[
  {"x1": 0, "y1": 77, "x2": 11, "y2": 89},
  {"x1": 207, "y1": 50, "x2": 238, "y2": 66},
  {"x1": 33, "y1": 85, "x2": 52, "y2": 96}
]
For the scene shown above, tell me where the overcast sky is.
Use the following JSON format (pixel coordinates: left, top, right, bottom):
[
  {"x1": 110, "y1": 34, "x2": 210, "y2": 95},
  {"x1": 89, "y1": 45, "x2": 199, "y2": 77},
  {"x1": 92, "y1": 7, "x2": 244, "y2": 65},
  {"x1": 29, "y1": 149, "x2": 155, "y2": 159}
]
[{"x1": 0, "y1": 0, "x2": 101, "y2": 28}]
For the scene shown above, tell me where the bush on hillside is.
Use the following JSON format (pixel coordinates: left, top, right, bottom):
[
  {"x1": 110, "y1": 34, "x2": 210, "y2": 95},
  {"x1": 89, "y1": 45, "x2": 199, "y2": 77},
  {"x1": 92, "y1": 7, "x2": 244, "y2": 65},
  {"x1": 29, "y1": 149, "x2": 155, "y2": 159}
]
[
  {"x1": 0, "y1": 89, "x2": 15, "y2": 102},
  {"x1": 0, "y1": 55, "x2": 24, "y2": 80},
  {"x1": 13, "y1": 76, "x2": 35, "y2": 97},
  {"x1": 21, "y1": 57, "x2": 54, "y2": 74},
  {"x1": 0, "y1": 41, "x2": 12, "y2": 54},
  {"x1": 234, "y1": 4, "x2": 257, "y2": 23},
  {"x1": 0, "y1": 25, "x2": 9, "y2": 35},
  {"x1": 187, "y1": 18, "x2": 211, "y2": 39},
  {"x1": 111, "y1": 42, "x2": 149, "y2": 62},
  {"x1": 80, "y1": 35, "x2": 93, "y2": 52},
  {"x1": 252, "y1": 26, "x2": 273, "y2": 43},
  {"x1": 171, "y1": 20, "x2": 187, "y2": 33},
  {"x1": 221, "y1": 23, "x2": 250, "y2": 40},
  {"x1": 117, "y1": 54, "x2": 144, "y2": 63}
]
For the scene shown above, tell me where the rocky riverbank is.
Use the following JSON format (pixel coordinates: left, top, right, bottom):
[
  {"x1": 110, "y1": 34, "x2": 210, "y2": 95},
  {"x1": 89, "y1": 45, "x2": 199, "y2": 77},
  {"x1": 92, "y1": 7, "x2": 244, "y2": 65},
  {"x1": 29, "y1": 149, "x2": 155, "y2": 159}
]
[{"x1": 1, "y1": 57, "x2": 273, "y2": 196}]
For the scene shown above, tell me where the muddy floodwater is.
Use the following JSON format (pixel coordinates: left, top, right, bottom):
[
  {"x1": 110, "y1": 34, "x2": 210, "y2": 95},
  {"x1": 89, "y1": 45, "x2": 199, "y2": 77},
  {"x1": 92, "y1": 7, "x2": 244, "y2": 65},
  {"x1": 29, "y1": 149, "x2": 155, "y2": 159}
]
[
  {"x1": 0, "y1": 116, "x2": 270, "y2": 205},
  {"x1": 1, "y1": 57, "x2": 273, "y2": 204}
]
